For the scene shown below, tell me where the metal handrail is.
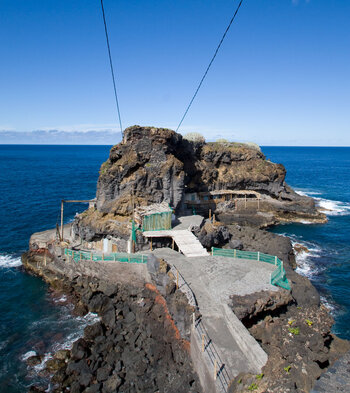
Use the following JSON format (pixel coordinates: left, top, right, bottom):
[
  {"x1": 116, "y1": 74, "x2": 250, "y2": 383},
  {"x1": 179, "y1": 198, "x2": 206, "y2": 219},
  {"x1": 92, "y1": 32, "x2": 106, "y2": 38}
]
[{"x1": 171, "y1": 265, "x2": 231, "y2": 392}]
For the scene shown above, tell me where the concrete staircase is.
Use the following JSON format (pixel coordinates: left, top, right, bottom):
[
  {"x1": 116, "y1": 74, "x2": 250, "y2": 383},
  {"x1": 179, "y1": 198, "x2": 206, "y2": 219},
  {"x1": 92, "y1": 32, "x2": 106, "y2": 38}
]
[{"x1": 143, "y1": 229, "x2": 209, "y2": 257}]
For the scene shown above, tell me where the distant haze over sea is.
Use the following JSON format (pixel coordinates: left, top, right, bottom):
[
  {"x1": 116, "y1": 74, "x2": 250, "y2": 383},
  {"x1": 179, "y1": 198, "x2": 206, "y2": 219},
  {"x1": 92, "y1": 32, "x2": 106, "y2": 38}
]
[{"x1": 0, "y1": 130, "x2": 122, "y2": 145}]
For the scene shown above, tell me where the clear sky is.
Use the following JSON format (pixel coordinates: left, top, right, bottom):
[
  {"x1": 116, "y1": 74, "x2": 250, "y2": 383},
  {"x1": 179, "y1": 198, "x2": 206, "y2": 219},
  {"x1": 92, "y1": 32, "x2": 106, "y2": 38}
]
[{"x1": 0, "y1": 0, "x2": 349, "y2": 145}]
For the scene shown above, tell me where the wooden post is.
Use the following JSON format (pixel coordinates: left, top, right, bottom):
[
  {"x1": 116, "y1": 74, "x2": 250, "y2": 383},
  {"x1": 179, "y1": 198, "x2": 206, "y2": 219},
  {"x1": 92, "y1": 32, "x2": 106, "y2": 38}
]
[
  {"x1": 150, "y1": 238, "x2": 153, "y2": 251},
  {"x1": 60, "y1": 200, "x2": 64, "y2": 241},
  {"x1": 201, "y1": 334, "x2": 205, "y2": 352},
  {"x1": 176, "y1": 270, "x2": 179, "y2": 289},
  {"x1": 213, "y1": 214, "x2": 216, "y2": 224},
  {"x1": 209, "y1": 209, "x2": 212, "y2": 220},
  {"x1": 275, "y1": 256, "x2": 277, "y2": 265},
  {"x1": 257, "y1": 251, "x2": 260, "y2": 261},
  {"x1": 102, "y1": 253, "x2": 104, "y2": 261},
  {"x1": 214, "y1": 360, "x2": 217, "y2": 380},
  {"x1": 44, "y1": 251, "x2": 47, "y2": 266},
  {"x1": 80, "y1": 252, "x2": 82, "y2": 262},
  {"x1": 172, "y1": 238, "x2": 175, "y2": 250},
  {"x1": 234, "y1": 249, "x2": 236, "y2": 258},
  {"x1": 192, "y1": 313, "x2": 196, "y2": 330}
]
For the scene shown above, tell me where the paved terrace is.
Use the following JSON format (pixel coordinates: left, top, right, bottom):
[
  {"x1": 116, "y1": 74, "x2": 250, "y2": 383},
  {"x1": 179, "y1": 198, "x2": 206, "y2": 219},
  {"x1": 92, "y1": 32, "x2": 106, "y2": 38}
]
[{"x1": 151, "y1": 248, "x2": 279, "y2": 389}]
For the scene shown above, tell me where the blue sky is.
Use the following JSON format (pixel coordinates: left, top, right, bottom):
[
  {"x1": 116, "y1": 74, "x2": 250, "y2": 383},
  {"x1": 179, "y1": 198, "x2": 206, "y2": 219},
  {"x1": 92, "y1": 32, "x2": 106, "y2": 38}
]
[{"x1": 0, "y1": 0, "x2": 349, "y2": 145}]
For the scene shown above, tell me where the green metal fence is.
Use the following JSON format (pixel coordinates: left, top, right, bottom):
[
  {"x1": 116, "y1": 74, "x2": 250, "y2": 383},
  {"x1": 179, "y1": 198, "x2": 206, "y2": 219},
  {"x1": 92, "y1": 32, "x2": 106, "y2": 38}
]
[
  {"x1": 142, "y1": 211, "x2": 172, "y2": 232},
  {"x1": 64, "y1": 248, "x2": 148, "y2": 264},
  {"x1": 211, "y1": 247, "x2": 291, "y2": 290}
]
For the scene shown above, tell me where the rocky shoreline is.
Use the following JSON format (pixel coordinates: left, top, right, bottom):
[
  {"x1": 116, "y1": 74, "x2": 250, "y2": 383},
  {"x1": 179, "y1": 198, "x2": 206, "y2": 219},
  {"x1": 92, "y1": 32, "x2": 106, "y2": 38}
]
[
  {"x1": 22, "y1": 252, "x2": 200, "y2": 393},
  {"x1": 21, "y1": 126, "x2": 350, "y2": 392},
  {"x1": 22, "y1": 223, "x2": 350, "y2": 393}
]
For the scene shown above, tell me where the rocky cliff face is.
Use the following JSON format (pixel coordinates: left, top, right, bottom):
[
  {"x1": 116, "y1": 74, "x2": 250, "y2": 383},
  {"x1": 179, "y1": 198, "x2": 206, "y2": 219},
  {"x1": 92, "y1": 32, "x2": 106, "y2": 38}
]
[
  {"x1": 97, "y1": 127, "x2": 185, "y2": 216},
  {"x1": 74, "y1": 125, "x2": 325, "y2": 243},
  {"x1": 96, "y1": 125, "x2": 320, "y2": 215}
]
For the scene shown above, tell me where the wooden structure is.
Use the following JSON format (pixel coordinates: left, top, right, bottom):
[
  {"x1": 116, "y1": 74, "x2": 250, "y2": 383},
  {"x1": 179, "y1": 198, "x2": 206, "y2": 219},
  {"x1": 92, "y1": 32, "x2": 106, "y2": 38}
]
[
  {"x1": 135, "y1": 202, "x2": 173, "y2": 232},
  {"x1": 184, "y1": 190, "x2": 261, "y2": 210}
]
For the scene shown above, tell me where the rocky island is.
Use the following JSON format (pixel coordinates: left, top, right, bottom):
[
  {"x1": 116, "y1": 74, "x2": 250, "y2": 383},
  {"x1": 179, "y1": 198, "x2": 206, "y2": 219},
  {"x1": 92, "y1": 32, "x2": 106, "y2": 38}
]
[{"x1": 23, "y1": 126, "x2": 349, "y2": 393}]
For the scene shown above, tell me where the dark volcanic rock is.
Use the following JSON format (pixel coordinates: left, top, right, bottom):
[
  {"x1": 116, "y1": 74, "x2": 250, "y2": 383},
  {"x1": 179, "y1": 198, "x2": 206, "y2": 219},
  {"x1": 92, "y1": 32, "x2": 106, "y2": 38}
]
[
  {"x1": 47, "y1": 277, "x2": 200, "y2": 393},
  {"x1": 230, "y1": 290, "x2": 293, "y2": 326},
  {"x1": 73, "y1": 126, "x2": 324, "y2": 242}
]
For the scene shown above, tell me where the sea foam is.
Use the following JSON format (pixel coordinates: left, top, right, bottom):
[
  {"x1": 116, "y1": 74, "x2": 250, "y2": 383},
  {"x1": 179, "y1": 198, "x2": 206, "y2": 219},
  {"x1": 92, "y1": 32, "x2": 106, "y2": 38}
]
[
  {"x1": 295, "y1": 189, "x2": 350, "y2": 216},
  {"x1": 0, "y1": 254, "x2": 22, "y2": 268}
]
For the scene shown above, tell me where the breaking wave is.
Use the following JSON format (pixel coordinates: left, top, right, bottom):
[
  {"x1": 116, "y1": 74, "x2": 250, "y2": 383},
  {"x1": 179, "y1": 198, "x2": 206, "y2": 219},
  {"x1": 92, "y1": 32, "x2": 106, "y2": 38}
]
[
  {"x1": 0, "y1": 253, "x2": 22, "y2": 268},
  {"x1": 24, "y1": 312, "x2": 99, "y2": 374},
  {"x1": 295, "y1": 190, "x2": 350, "y2": 216}
]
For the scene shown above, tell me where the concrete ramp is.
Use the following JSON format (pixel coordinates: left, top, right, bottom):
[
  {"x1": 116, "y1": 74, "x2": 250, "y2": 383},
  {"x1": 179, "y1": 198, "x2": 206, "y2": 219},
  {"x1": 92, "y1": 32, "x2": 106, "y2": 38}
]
[
  {"x1": 151, "y1": 248, "x2": 275, "y2": 392},
  {"x1": 143, "y1": 229, "x2": 209, "y2": 257}
]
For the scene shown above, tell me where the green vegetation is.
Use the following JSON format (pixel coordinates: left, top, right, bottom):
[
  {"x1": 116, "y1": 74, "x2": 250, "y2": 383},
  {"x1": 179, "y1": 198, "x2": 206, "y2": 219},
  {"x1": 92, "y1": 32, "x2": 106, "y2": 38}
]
[
  {"x1": 183, "y1": 132, "x2": 205, "y2": 143},
  {"x1": 288, "y1": 319, "x2": 295, "y2": 325},
  {"x1": 305, "y1": 319, "x2": 313, "y2": 326},
  {"x1": 238, "y1": 378, "x2": 242, "y2": 384},
  {"x1": 99, "y1": 160, "x2": 111, "y2": 175},
  {"x1": 248, "y1": 382, "x2": 258, "y2": 391},
  {"x1": 288, "y1": 327, "x2": 300, "y2": 335},
  {"x1": 284, "y1": 365, "x2": 291, "y2": 374},
  {"x1": 256, "y1": 373, "x2": 264, "y2": 380}
]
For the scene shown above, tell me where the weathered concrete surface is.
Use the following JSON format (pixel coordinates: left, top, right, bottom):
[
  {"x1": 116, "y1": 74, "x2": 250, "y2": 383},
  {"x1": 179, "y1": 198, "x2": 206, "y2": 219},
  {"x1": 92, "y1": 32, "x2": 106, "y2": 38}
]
[
  {"x1": 151, "y1": 248, "x2": 275, "y2": 380},
  {"x1": 29, "y1": 224, "x2": 72, "y2": 249},
  {"x1": 311, "y1": 350, "x2": 350, "y2": 393},
  {"x1": 23, "y1": 247, "x2": 150, "y2": 288},
  {"x1": 173, "y1": 215, "x2": 205, "y2": 230}
]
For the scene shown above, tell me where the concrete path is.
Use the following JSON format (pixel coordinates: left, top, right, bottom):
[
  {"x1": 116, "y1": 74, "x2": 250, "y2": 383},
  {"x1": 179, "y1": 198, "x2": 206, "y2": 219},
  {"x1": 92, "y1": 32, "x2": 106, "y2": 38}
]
[
  {"x1": 172, "y1": 215, "x2": 205, "y2": 230},
  {"x1": 143, "y1": 229, "x2": 209, "y2": 257},
  {"x1": 152, "y1": 248, "x2": 278, "y2": 383}
]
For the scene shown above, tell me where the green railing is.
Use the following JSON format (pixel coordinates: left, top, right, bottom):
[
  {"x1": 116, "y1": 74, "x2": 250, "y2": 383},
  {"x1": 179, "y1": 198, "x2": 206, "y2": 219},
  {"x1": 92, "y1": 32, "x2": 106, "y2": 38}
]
[
  {"x1": 64, "y1": 249, "x2": 148, "y2": 264},
  {"x1": 211, "y1": 248, "x2": 291, "y2": 290}
]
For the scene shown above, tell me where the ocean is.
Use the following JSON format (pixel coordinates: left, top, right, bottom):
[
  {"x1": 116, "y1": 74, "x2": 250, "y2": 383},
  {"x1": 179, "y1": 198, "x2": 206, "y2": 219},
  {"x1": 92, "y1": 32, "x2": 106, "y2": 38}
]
[{"x1": 0, "y1": 145, "x2": 349, "y2": 391}]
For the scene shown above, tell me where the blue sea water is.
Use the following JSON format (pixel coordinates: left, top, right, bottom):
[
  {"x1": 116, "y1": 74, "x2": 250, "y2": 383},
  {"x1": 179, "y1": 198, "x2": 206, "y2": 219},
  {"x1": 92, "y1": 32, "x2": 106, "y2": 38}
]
[
  {"x1": 262, "y1": 147, "x2": 350, "y2": 339},
  {"x1": 0, "y1": 145, "x2": 109, "y2": 392},
  {"x1": 0, "y1": 145, "x2": 349, "y2": 390}
]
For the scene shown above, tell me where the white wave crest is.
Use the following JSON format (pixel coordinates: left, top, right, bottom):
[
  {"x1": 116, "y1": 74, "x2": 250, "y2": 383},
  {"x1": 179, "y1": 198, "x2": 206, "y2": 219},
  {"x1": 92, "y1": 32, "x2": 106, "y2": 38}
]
[
  {"x1": 295, "y1": 189, "x2": 350, "y2": 216},
  {"x1": 291, "y1": 238, "x2": 323, "y2": 279},
  {"x1": 316, "y1": 198, "x2": 350, "y2": 216},
  {"x1": 320, "y1": 296, "x2": 337, "y2": 314},
  {"x1": 21, "y1": 351, "x2": 37, "y2": 361},
  {"x1": 31, "y1": 312, "x2": 99, "y2": 373},
  {"x1": 0, "y1": 254, "x2": 22, "y2": 268}
]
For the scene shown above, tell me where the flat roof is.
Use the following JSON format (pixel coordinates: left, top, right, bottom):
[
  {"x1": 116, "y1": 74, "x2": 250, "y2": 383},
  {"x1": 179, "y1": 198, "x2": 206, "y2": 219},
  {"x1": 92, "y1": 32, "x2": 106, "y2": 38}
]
[{"x1": 135, "y1": 201, "x2": 172, "y2": 217}]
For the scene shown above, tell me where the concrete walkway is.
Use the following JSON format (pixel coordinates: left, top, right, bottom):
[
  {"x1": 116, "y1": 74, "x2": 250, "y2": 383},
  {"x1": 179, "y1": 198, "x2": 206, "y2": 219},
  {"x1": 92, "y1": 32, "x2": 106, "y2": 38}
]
[
  {"x1": 143, "y1": 229, "x2": 209, "y2": 257},
  {"x1": 152, "y1": 248, "x2": 278, "y2": 388}
]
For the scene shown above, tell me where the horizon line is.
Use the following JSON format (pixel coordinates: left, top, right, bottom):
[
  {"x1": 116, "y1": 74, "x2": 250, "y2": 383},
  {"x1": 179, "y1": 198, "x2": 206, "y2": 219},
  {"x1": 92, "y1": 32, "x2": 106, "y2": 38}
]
[{"x1": 1, "y1": 143, "x2": 350, "y2": 148}]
